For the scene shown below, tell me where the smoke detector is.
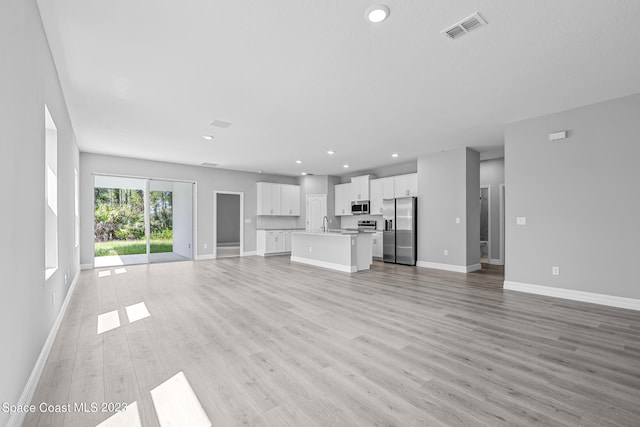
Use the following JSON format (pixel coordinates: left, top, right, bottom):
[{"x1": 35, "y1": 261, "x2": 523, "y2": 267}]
[{"x1": 442, "y1": 13, "x2": 487, "y2": 40}]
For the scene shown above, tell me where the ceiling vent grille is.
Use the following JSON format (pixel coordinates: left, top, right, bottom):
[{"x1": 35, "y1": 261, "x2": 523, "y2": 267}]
[
  {"x1": 209, "y1": 120, "x2": 232, "y2": 128},
  {"x1": 200, "y1": 162, "x2": 218, "y2": 167},
  {"x1": 442, "y1": 13, "x2": 487, "y2": 40}
]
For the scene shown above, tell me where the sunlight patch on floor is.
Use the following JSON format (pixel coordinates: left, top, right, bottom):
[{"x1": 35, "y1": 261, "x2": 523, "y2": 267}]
[
  {"x1": 97, "y1": 310, "x2": 120, "y2": 334},
  {"x1": 150, "y1": 371, "x2": 212, "y2": 427},
  {"x1": 96, "y1": 401, "x2": 141, "y2": 427},
  {"x1": 125, "y1": 302, "x2": 150, "y2": 323}
]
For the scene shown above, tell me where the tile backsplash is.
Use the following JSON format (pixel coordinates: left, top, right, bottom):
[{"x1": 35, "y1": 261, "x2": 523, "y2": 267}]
[
  {"x1": 340, "y1": 215, "x2": 384, "y2": 230},
  {"x1": 256, "y1": 216, "x2": 299, "y2": 230}
]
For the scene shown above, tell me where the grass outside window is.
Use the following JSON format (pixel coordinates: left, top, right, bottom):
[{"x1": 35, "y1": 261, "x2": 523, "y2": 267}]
[{"x1": 94, "y1": 239, "x2": 172, "y2": 256}]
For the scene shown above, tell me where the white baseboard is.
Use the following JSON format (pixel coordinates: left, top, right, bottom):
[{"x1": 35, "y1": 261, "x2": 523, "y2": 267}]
[
  {"x1": 195, "y1": 254, "x2": 215, "y2": 261},
  {"x1": 242, "y1": 251, "x2": 257, "y2": 257},
  {"x1": 417, "y1": 261, "x2": 481, "y2": 273},
  {"x1": 489, "y1": 258, "x2": 504, "y2": 266},
  {"x1": 291, "y1": 256, "x2": 356, "y2": 273},
  {"x1": 8, "y1": 270, "x2": 81, "y2": 427},
  {"x1": 80, "y1": 263, "x2": 93, "y2": 270},
  {"x1": 504, "y1": 281, "x2": 640, "y2": 311}
]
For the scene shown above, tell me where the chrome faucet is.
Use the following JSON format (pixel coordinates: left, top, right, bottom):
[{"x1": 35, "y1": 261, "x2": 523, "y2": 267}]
[{"x1": 321, "y1": 216, "x2": 329, "y2": 232}]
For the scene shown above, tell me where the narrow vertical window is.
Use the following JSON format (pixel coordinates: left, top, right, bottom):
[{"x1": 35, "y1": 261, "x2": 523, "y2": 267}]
[
  {"x1": 75, "y1": 168, "x2": 79, "y2": 248},
  {"x1": 45, "y1": 106, "x2": 58, "y2": 279}
]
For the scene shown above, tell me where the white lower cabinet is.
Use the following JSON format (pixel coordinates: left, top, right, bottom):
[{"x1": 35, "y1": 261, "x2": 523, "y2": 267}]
[
  {"x1": 257, "y1": 230, "x2": 293, "y2": 256},
  {"x1": 371, "y1": 232, "x2": 383, "y2": 259},
  {"x1": 284, "y1": 231, "x2": 292, "y2": 252}
]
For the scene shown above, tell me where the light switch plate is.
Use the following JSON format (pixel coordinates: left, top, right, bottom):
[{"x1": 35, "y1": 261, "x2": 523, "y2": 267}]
[
  {"x1": 552, "y1": 266, "x2": 560, "y2": 276},
  {"x1": 244, "y1": 218, "x2": 251, "y2": 224},
  {"x1": 516, "y1": 217, "x2": 527, "y2": 225},
  {"x1": 455, "y1": 218, "x2": 460, "y2": 224}
]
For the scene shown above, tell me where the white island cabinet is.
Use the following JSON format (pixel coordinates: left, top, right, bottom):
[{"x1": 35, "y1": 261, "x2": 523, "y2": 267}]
[{"x1": 290, "y1": 232, "x2": 372, "y2": 273}]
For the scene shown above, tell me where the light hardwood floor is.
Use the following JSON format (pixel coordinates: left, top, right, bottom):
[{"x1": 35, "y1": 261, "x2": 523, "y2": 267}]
[{"x1": 25, "y1": 257, "x2": 640, "y2": 426}]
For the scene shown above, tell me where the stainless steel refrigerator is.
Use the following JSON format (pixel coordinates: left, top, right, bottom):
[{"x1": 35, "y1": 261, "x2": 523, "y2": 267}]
[{"x1": 383, "y1": 197, "x2": 417, "y2": 265}]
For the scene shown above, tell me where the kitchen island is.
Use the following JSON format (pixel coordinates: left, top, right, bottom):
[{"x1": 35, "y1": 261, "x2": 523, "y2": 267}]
[{"x1": 290, "y1": 231, "x2": 372, "y2": 273}]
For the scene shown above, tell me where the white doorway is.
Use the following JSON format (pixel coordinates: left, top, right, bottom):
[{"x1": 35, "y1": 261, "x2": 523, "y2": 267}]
[
  {"x1": 306, "y1": 195, "x2": 327, "y2": 232},
  {"x1": 214, "y1": 191, "x2": 244, "y2": 258}
]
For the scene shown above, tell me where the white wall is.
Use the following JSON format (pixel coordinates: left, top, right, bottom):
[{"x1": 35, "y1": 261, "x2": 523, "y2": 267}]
[
  {"x1": 416, "y1": 148, "x2": 480, "y2": 271},
  {"x1": 172, "y1": 181, "x2": 193, "y2": 258},
  {"x1": 0, "y1": 0, "x2": 80, "y2": 424},
  {"x1": 80, "y1": 153, "x2": 297, "y2": 264},
  {"x1": 296, "y1": 175, "x2": 341, "y2": 230},
  {"x1": 505, "y1": 93, "x2": 640, "y2": 300},
  {"x1": 339, "y1": 159, "x2": 417, "y2": 182},
  {"x1": 480, "y1": 158, "x2": 505, "y2": 262},
  {"x1": 465, "y1": 149, "x2": 481, "y2": 266}
]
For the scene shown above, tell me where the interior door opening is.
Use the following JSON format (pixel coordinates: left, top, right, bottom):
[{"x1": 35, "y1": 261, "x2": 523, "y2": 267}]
[
  {"x1": 480, "y1": 186, "x2": 490, "y2": 264},
  {"x1": 215, "y1": 192, "x2": 243, "y2": 258}
]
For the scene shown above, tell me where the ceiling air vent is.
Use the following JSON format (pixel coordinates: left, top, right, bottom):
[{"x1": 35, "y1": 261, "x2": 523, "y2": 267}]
[
  {"x1": 442, "y1": 12, "x2": 487, "y2": 40},
  {"x1": 200, "y1": 162, "x2": 218, "y2": 167},
  {"x1": 209, "y1": 120, "x2": 232, "y2": 128}
]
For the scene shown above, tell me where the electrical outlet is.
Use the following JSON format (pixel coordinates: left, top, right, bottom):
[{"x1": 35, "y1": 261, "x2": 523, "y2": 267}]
[
  {"x1": 204, "y1": 243, "x2": 208, "y2": 249},
  {"x1": 517, "y1": 217, "x2": 527, "y2": 225},
  {"x1": 52, "y1": 292, "x2": 55, "y2": 307},
  {"x1": 455, "y1": 218, "x2": 460, "y2": 224},
  {"x1": 552, "y1": 266, "x2": 560, "y2": 276},
  {"x1": 444, "y1": 249, "x2": 448, "y2": 256},
  {"x1": 309, "y1": 246, "x2": 312, "y2": 252}
]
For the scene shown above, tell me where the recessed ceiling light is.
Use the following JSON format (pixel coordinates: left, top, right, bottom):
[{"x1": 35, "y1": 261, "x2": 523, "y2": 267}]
[
  {"x1": 327, "y1": 150, "x2": 335, "y2": 155},
  {"x1": 366, "y1": 5, "x2": 390, "y2": 23},
  {"x1": 296, "y1": 160, "x2": 303, "y2": 164},
  {"x1": 202, "y1": 135, "x2": 214, "y2": 140},
  {"x1": 343, "y1": 164, "x2": 350, "y2": 168},
  {"x1": 392, "y1": 153, "x2": 399, "y2": 158},
  {"x1": 257, "y1": 171, "x2": 263, "y2": 174},
  {"x1": 301, "y1": 172, "x2": 307, "y2": 175}
]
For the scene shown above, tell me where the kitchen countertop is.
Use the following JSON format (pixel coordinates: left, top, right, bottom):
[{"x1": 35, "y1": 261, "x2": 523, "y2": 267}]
[
  {"x1": 292, "y1": 230, "x2": 358, "y2": 236},
  {"x1": 255, "y1": 228, "x2": 305, "y2": 231}
]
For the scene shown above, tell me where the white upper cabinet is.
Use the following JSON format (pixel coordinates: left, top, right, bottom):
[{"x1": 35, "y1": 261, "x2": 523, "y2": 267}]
[
  {"x1": 281, "y1": 184, "x2": 300, "y2": 216},
  {"x1": 257, "y1": 182, "x2": 281, "y2": 215},
  {"x1": 334, "y1": 183, "x2": 352, "y2": 216},
  {"x1": 394, "y1": 173, "x2": 418, "y2": 198},
  {"x1": 257, "y1": 182, "x2": 300, "y2": 216},
  {"x1": 350, "y1": 175, "x2": 372, "y2": 201},
  {"x1": 370, "y1": 177, "x2": 394, "y2": 215},
  {"x1": 370, "y1": 179, "x2": 383, "y2": 215}
]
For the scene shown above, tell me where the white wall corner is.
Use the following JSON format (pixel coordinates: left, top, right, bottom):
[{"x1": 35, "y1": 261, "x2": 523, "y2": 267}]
[
  {"x1": 417, "y1": 261, "x2": 481, "y2": 273},
  {"x1": 503, "y1": 281, "x2": 640, "y2": 311},
  {"x1": 7, "y1": 270, "x2": 81, "y2": 427}
]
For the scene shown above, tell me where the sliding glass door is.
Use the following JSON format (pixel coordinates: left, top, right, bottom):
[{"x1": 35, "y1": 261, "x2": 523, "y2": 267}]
[{"x1": 94, "y1": 175, "x2": 193, "y2": 267}]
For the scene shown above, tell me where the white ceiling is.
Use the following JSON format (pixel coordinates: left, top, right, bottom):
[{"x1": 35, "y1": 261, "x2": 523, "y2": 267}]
[{"x1": 38, "y1": 0, "x2": 640, "y2": 177}]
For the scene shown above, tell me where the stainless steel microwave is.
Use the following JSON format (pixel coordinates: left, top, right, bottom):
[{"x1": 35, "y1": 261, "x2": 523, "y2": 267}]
[{"x1": 351, "y1": 200, "x2": 370, "y2": 215}]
